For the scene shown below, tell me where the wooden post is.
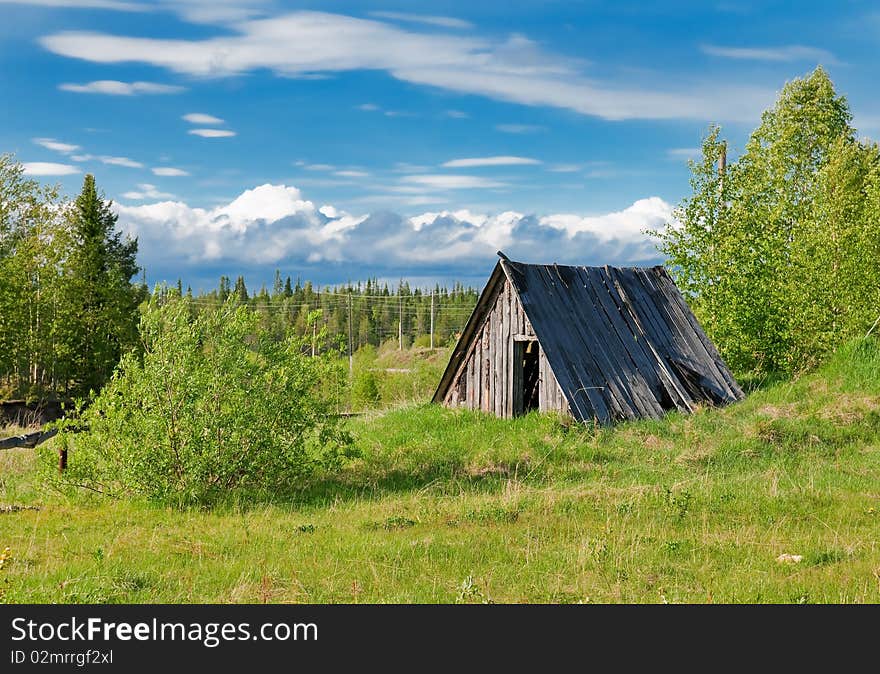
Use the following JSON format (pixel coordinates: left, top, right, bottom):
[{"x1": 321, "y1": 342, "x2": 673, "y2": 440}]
[
  {"x1": 311, "y1": 320, "x2": 316, "y2": 357},
  {"x1": 347, "y1": 292, "x2": 353, "y2": 378},
  {"x1": 430, "y1": 290, "x2": 435, "y2": 350},
  {"x1": 58, "y1": 445, "x2": 67, "y2": 473},
  {"x1": 398, "y1": 295, "x2": 403, "y2": 351}
]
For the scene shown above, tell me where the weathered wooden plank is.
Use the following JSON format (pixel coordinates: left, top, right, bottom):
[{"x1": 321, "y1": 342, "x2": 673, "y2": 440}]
[
  {"x1": 583, "y1": 266, "x2": 670, "y2": 418},
  {"x1": 607, "y1": 268, "x2": 695, "y2": 411},
  {"x1": 570, "y1": 266, "x2": 656, "y2": 419},
  {"x1": 608, "y1": 269, "x2": 695, "y2": 411},
  {"x1": 482, "y1": 324, "x2": 490, "y2": 412},
  {"x1": 627, "y1": 268, "x2": 732, "y2": 403},
  {"x1": 649, "y1": 268, "x2": 742, "y2": 400},
  {"x1": 525, "y1": 271, "x2": 606, "y2": 422},
  {"x1": 527, "y1": 265, "x2": 611, "y2": 422},
  {"x1": 502, "y1": 280, "x2": 510, "y2": 417},
  {"x1": 539, "y1": 264, "x2": 631, "y2": 421},
  {"x1": 0, "y1": 427, "x2": 58, "y2": 450}
]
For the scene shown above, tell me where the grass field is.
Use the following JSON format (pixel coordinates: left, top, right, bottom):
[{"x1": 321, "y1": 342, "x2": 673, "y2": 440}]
[{"x1": 2, "y1": 340, "x2": 880, "y2": 603}]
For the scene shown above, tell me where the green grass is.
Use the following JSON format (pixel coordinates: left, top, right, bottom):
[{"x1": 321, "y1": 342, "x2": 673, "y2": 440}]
[{"x1": 2, "y1": 339, "x2": 880, "y2": 603}]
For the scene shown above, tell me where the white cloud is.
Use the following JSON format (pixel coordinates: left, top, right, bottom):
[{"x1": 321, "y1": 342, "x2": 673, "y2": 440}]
[
  {"x1": 356, "y1": 103, "x2": 380, "y2": 111},
  {"x1": 121, "y1": 183, "x2": 175, "y2": 200},
  {"x1": 495, "y1": 123, "x2": 545, "y2": 134},
  {"x1": 70, "y1": 153, "x2": 143, "y2": 167},
  {"x1": 334, "y1": 170, "x2": 369, "y2": 177},
  {"x1": 152, "y1": 167, "x2": 189, "y2": 176},
  {"x1": 33, "y1": 137, "x2": 80, "y2": 154},
  {"x1": 183, "y1": 112, "x2": 225, "y2": 125},
  {"x1": 368, "y1": 11, "x2": 473, "y2": 30},
  {"x1": 188, "y1": 128, "x2": 236, "y2": 138},
  {"x1": 547, "y1": 163, "x2": 581, "y2": 172},
  {"x1": 40, "y1": 10, "x2": 775, "y2": 122},
  {"x1": 22, "y1": 162, "x2": 81, "y2": 175},
  {"x1": 401, "y1": 174, "x2": 507, "y2": 189},
  {"x1": 701, "y1": 44, "x2": 838, "y2": 64},
  {"x1": 303, "y1": 163, "x2": 335, "y2": 171},
  {"x1": 667, "y1": 147, "x2": 701, "y2": 160},
  {"x1": 113, "y1": 182, "x2": 671, "y2": 277},
  {"x1": 0, "y1": 0, "x2": 145, "y2": 10},
  {"x1": 538, "y1": 197, "x2": 673, "y2": 243},
  {"x1": 442, "y1": 156, "x2": 541, "y2": 168},
  {"x1": 445, "y1": 109, "x2": 468, "y2": 118},
  {"x1": 59, "y1": 80, "x2": 184, "y2": 95},
  {"x1": 100, "y1": 155, "x2": 143, "y2": 168}
]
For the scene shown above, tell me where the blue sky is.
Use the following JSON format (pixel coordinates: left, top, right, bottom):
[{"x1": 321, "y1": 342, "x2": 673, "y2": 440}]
[{"x1": 1, "y1": 1, "x2": 878, "y2": 290}]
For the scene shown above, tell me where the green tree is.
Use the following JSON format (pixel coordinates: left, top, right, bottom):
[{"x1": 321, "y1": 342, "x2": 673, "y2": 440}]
[
  {"x1": 0, "y1": 154, "x2": 67, "y2": 397},
  {"x1": 53, "y1": 296, "x2": 353, "y2": 505},
  {"x1": 62, "y1": 174, "x2": 142, "y2": 396},
  {"x1": 657, "y1": 67, "x2": 876, "y2": 374},
  {"x1": 233, "y1": 275, "x2": 248, "y2": 302}
]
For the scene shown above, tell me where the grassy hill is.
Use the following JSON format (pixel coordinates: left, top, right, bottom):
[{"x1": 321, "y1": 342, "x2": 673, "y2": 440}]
[{"x1": 2, "y1": 340, "x2": 880, "y2": 603}]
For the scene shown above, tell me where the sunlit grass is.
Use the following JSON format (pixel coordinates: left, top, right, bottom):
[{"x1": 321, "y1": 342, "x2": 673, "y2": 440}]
[{"x1": 2, "y1": 340, "x2": 880, "y2": 603}]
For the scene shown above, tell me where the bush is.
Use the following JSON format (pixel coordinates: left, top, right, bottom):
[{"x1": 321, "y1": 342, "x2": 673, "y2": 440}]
[
  {"x1": 52, "y1": 297, "x2": 353, "y2": 505},
  {"x1": 352, "y1": 370, "x2": 381, "y2": 408}
]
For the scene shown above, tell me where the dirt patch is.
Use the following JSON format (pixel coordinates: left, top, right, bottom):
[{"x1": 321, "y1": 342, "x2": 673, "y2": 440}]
[
  {"x1": 756, "y1": 403, "x2": 800, "y2": 420},
  {"x1": 817, "y1": 394, "x2": 880, "y2": 424}
]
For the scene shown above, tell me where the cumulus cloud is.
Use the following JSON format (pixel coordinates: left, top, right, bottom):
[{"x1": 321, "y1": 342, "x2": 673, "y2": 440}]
[
  {"x1": 442, "y1": 156, "x2": 541, "y2": 168},
  {"x1": 113, "y1": 182, "x2": 671, "y2": 284},
  {"x1": 183, "y1": 112, "x2": 225, "y2": 124},
  {"x1": 22, "y1": 162, "x2": 80, "y2": 175},
  {"x1": 188, "y1": 128, "x2": 236, "y2": 138},
  {"x1": 152, "y1": 167, "x2": 189, "y2": 176},
  {"x1": 59, "y1": 80, "x2": 184, "y2": 95},
  {"x1": 40, "y1": 10, "x2": 775, "y2": 122}
]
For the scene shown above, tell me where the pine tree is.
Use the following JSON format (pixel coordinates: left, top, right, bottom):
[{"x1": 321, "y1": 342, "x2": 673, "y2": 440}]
[
  {"x1": 62, "y1": 174, "x2": 142, "y2": 396},
  {"x1": 234, "y1": 275, "x2": 248, "y2": 302}
]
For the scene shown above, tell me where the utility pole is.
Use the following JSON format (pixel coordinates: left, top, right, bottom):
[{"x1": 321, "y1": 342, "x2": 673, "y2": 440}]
[
  {"x1": 398, "y1": 294, "x2": 403, "y2": 351},
  {"x1": 311, "y1": 320, "x2": 316, "y2": 357},
  {"x1": 347, "y1": 291, "x2": 353, "y2": 378},
  {"x1": 718, "y1": 140, "x2": 727, "y2": 195},
  {"x1": 430, "y1": 289, "x2": 435, "y2": 350}
]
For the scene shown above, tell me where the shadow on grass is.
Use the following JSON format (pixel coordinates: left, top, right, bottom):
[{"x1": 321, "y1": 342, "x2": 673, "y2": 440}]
[
  {"x1": 224, "y1": 459, "x2": 521, "y2": 511},
  {"x1": 735, "y1": 370, "x2": 789, "y2": 395}
]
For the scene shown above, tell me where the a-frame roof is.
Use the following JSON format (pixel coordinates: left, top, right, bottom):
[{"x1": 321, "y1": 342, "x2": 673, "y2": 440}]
[{"x1": 433, "y1": 257, "x2": 744, "y2": 424}]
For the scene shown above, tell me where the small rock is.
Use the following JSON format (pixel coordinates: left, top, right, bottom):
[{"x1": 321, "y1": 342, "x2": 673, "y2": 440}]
[{"x1": 776, "y1": 553, "x2": 803, "y2": 564}]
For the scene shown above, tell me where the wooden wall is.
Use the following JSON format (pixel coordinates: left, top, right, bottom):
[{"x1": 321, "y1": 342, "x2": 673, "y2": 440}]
[{"x1": 443, "y1": 278, "x2": 568, "y2": 417}]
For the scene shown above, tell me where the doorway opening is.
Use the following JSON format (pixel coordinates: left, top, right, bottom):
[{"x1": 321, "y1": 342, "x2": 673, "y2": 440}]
[{"x1": 514, "y1": 340, "x2": 540, "y2": 416}]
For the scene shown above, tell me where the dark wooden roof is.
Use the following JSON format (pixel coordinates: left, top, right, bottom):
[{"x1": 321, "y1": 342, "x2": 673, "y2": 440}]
[{"x1": 433, "y1": 258, "x2": 744, "y2": 423}]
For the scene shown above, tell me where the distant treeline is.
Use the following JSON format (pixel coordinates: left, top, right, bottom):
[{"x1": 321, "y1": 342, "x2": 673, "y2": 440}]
[
  {"x1": 0, "y1": 151, "x2": 479, "y2": 402},
  {"x1": 159, "y1": 272, "x2": 480, "y2": 352}
]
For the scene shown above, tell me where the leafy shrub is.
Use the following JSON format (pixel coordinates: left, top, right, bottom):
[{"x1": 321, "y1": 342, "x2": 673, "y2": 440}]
[
  {"x1": 352, "y1": 370, "x2": 381, "y2": 408},
  {"x1": 51, "y1": 296, "x2": 354, "y2": 505}
]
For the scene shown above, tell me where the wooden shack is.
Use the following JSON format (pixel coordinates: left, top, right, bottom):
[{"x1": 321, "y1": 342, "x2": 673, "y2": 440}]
[{"x1": 432, "y1": 254, "x2": 744, "y2": 424}]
